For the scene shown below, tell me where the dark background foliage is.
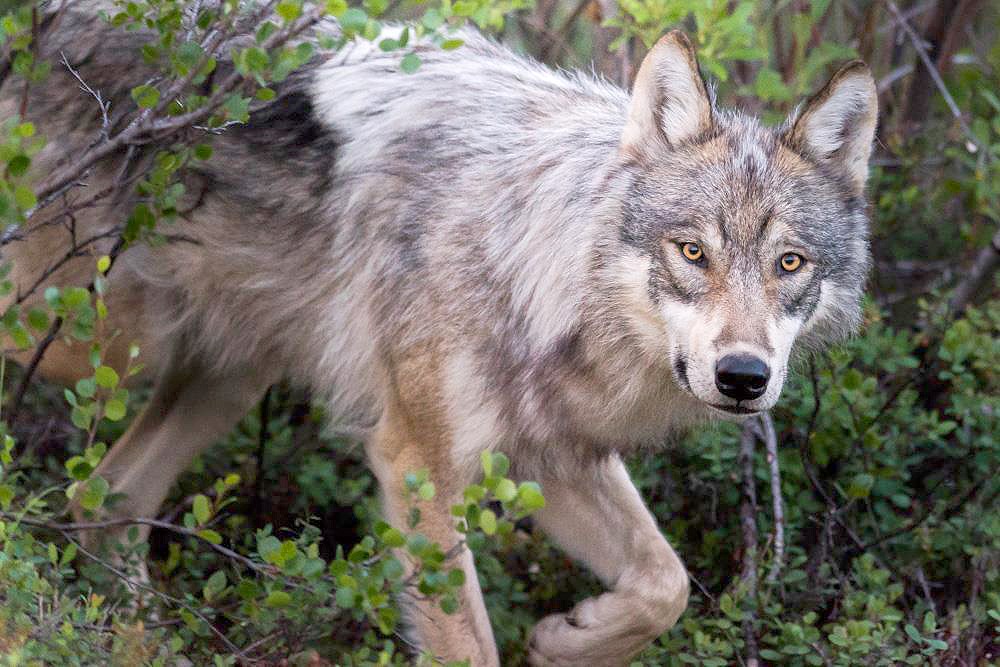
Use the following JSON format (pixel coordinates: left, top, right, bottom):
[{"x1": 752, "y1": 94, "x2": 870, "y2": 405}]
[{"x1": 0, "y1": 0, "x2": 997, "y2": 665}]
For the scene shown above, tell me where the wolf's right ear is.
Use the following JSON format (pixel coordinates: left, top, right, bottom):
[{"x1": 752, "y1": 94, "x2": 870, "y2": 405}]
[{"x1": 621, "y1": 31, "x2": 713, "y2": 152}]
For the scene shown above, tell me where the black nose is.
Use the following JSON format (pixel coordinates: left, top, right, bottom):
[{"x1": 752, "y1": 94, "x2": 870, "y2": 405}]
[{"x1": 715, "y1": 354, "x2": 770, "y2": 401}]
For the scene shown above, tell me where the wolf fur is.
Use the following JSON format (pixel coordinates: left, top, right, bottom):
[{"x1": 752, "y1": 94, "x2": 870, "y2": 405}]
[{"x1": 0, "y1": 5, "x2": 877, "y2": 664}]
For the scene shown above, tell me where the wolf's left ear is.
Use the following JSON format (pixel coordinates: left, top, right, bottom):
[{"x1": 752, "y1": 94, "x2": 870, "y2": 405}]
[
  {"x1": 621, "y1": 31, "x2": 713, "y2": 152},
  {"x1": 787, "y1": 61, "x2": 878, "y2": 192}
]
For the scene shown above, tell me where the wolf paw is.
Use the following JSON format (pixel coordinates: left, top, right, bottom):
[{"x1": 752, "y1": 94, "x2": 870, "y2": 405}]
[{"x1": 527, "y1": 610, "x2": 625, "y2": 667}]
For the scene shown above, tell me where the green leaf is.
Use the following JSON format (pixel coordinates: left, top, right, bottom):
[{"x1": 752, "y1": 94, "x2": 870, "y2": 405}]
[
  {"x1": 494, "y1": 478, "x2": 517, "y2": 503},
  {"x1": 60, "y1": 542, "x2": 77, "y2": 566},
  {"x1": 104, "y1": 399, "x2": 127, "y2": 422},
  {"x1": 335, "y1": 586, "x2": 356, "y2": 608},
  {"x1": 440, "y1": 594, "x2": 459, "y2": 614},
  {"x1": 0, "y1": 484, "x2": 14, "y2": 509},
  {"x1": 446, "y1": 568, "x2": 465, "y2": 587},
  {"x1": 340, "y1": 8, "x2": 367, "y2": 33},
  {"x1": 26, "y1": 308, "x2": 49, "y2": 331},
  {"x1": 516, "y1": 481, "x2": 546, "y2": 512},
  {"x1": 841, "y1": 368, "x2": 863, "y2": 391},
  {"x1": 242, "y1": 47, "x2": 270, "y2": 73},
  {"x1": 192, "y1": 494, "x2": 212, "y2": 525},
  {"x1": 7, "y1": 155, "x2": 29, "y2": 177},
  {"x1": 325, "y1": 0, "x2": 348, "y2": 16},
  {"x1": 189, "y1": 529, "x2": 219, "y2": 546},
  {"x1": 265, "y1": 590, "x2": 292, "y2": 607},
  {"x1": 276, "y1": 1, "x2": 301, "y2": 22},
  {"x1": 13, "y1": 185, "x2": 36, "y2": 211},
  {"x1": 94, "y1": 365, "x2": 119, "y2": 389},
  {"x1": 847, "y1": 473, "x2": 875, "y2": 499},
  {"x1": 203, "y1": 570, "x2": 227, "y2": 601},
  {"x1": 79, "y1": 476, "x2": 109, "y2": 511},
  {"x1": 479, "y1": 508, "x2": 497, "y2": 535},
  {"x1": 131, "y1": 84, "x2": 161, "y2": 109},
  {"x1": 381, "y1": 526, "x2": 405, "y2": 548},
  {"x1": 400, "y1": 53, "x2": 421, "y2": 74}
]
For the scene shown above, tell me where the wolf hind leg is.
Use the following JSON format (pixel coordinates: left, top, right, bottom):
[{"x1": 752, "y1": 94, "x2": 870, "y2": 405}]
[
  {"x1": 527, "y1": 456, "x2": 689, "y2": 667},
  {"x1": 72, "y1": 356, "x2": 276, "y2": 574}
]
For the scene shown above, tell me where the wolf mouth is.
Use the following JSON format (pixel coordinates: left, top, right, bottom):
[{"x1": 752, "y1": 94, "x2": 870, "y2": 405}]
[{"x1": 709, "y1": 403, "x2": 760, "y2": 415}]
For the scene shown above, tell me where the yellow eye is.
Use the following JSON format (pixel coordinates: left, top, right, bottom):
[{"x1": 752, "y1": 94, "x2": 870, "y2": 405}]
[
  {"x1": 780, "y1": 253, "x2": 803, "y2": 273},
  {"x1": 681, "y1": 242, "x2": 704, "y2": 263}
]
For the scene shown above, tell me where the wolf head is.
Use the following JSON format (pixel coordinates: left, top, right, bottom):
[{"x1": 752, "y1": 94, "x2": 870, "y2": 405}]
[{"x1": 610, "y1": 31, "x2": 877, "y2": 418}]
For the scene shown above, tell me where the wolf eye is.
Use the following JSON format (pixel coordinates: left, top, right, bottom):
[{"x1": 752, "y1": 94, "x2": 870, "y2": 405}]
[
  {"x1": 779, "y1": 253, "x2": 804, "y2": 273},
  {"x1": 680, "y1": 242, "x2": 704, "y2": 263}
]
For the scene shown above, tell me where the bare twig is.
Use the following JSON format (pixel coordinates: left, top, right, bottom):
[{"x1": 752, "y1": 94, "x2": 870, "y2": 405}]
[
  {"x1": 915, "y1": 566, "x2": 937, "y2": 617},
  {"x1": 538, "y1": 0, "x2": 591, "y2": 62},
  {"x1": 857, "y1": 476, "x2": 990, "y2": 552},
  {"x1": 739, "y1": 420, "x2": 759, "y2": 667},
  {"x1": 15, "y1": 227, "x2": 122, "y2": 305},
  {"x1": 56, "y1": 529, "x2": 242, "y2": 654},
  {"x1": 60, "y1": 52, "x2": 111, "y2": 142},
  {"x1": 29, "y1": 5, "x2": 323, "y2": 211},
  {"x1": 885, "y1": 0, "x2": 983, "y2": 152},
  {"x1": 948, "y1": 228, "x2": 1000, "y2": 315},
  {"x1": 5, "y1": 511, "x2": 276, "y2": 578},
  {"x1": 252, "y1": 385, "x2": 273, "y2": 525},
  {"x1": 761, "y1": 412, "x2": 784, "y2": 585}
]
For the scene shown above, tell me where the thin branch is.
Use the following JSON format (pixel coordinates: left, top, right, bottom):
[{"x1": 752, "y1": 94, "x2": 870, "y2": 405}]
[
  {"x1": 6, "y1": 512, "x2": 276, "y2": 578},
  {"x1": 14, "y1": 227, "x2": 121, "y2": 305},
  {"x1": 252, "y1": 385, "x2": 273, "y2": 525},
  {"x1": 538, "y1": 0, "x2": 590, "y2": 62},
  {"x1": 739, "y1": 420, "x2": 759, "y2": 667},
  {"x1": 857, "y1": 476, "x2": 990, "y2": 552},
  {"x1": 948, "y1": 228, "x2": 1000, "y2": 315},
  {"x1": 885, "y1": 0, "x2": 983, "y2": 153},
  {"x1": 29, "y1": 4, "x2": 324, "y2": 212},
  {"x1": 762, "y1": 412, "x2": 785, "y2": 585},
  {"x1": 60, "y1": 52, "x2": 111, "y2": 142},
  {"x1": 56, "y1": 529, "x2": 242, "y2": 654}
]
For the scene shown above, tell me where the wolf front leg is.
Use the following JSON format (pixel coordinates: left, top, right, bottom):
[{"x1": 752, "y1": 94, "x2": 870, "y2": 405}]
[
  {"x1": 527, "y1": 455, "x2": 690, "y2": 666},
  {"x1": 366, "y1": 402, "x2": 499, "y2": 667}
]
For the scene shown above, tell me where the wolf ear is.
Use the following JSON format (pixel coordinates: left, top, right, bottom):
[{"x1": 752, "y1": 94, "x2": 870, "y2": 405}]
[
  {"x1": 788, "y1": 61, "x2": 878, "y2": 192},
  {"x1": 621, "y1": 31, "x2": 713, "y2": 152}
]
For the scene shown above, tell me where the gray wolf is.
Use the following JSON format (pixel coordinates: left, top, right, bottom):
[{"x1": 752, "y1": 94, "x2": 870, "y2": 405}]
[{"x1": 0, "y1": 5, "x2": 877, "y2": 664}]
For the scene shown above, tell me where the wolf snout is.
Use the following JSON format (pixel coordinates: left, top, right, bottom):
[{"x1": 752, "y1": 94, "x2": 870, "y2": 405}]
[{"x1": 715, "y1": 354, "x2": 770, "y2": 401}]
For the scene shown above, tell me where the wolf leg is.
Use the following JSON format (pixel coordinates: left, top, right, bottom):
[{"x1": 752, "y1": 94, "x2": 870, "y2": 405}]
[
  {"x1": 73, "y1": 360, "x2": 274, "y2": 562},
  {"x1": 527, "y1": 456, "x2": 689, "y2": 667},
  {"x1": 366, "y1": 401, "x2": 499, "y2": 667}
]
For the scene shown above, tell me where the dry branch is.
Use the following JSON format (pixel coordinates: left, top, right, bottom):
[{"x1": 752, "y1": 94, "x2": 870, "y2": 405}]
[
  {"x1": 739, "y1": 419, "x2": 759, "y2": 667},
  {"x1": 949, "y1": 228, "x2": 1000, "y2": 315},
  {"x1": 762, "y1": 412, "x2": 785, "y2": 585},
  {"x1": 886, "y1": 0, "x2": 983, "y2": 153},
  {"x1": 28, "y1": 5, "x2": 324, "y2": 213}
]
